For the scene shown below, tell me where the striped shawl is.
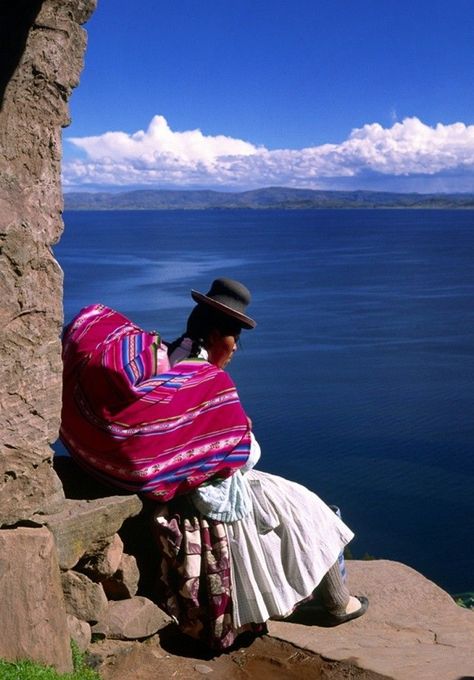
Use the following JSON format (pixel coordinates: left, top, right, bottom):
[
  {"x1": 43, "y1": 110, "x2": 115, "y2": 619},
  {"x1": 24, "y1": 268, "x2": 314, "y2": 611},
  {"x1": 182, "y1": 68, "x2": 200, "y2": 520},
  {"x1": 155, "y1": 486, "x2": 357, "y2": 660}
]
[{"x1": 60, "y1": 304, "x2": 251, "y2": 501}]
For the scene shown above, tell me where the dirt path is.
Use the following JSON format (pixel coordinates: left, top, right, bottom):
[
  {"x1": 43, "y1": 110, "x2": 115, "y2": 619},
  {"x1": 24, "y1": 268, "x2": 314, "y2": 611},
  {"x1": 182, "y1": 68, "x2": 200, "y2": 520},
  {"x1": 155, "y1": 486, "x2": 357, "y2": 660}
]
[{"x1": 91, "y1": 627, "x2": 389, "y2": 680}]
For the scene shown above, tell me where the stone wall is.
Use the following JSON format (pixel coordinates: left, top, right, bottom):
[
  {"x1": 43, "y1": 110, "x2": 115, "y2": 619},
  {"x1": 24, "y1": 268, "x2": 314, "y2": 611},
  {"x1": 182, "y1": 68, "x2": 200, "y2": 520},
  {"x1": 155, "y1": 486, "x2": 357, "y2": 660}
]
[{"x1": 0, "y1": 0, "x2": 96, "y2": 525}]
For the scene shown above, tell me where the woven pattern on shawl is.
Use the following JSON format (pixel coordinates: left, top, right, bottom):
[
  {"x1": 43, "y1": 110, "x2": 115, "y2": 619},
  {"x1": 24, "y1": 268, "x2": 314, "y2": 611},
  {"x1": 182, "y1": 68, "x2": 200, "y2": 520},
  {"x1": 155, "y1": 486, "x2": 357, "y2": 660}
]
[{"x1": 60, "y1": 304, "x2": 251, "y2": 501}]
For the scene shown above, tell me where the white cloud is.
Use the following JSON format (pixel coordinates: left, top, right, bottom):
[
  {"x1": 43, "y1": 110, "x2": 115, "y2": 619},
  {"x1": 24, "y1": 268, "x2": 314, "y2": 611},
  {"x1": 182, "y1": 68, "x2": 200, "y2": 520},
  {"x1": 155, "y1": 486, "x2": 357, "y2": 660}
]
[
  {"x1": 68, "y1": 114, "x2": 259, "y2": 164},
  {"x1": 63, "y1": 115, "x2": 474, "y2": 191}
]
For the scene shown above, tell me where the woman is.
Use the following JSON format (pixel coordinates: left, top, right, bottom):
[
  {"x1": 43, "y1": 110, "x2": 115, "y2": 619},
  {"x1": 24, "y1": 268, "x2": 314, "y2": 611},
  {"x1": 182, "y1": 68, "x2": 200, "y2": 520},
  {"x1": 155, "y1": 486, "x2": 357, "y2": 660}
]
[
  {"x1": 155, "y1": 278, "x2": 368, "y2": 645},
  {"x1": 60, "y1": 278, "x2": 368, "y2": 650}
]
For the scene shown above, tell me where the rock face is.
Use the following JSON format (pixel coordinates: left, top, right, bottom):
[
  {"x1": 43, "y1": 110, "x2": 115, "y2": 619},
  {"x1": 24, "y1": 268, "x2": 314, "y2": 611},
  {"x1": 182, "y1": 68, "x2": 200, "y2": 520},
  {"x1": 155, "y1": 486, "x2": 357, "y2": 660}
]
[
  {"x1": 0, "y1": 1, "x2": 96, "y2": 525},
  {"x1": 0, "y1": 528, "x2": 73, "y2": 672}
]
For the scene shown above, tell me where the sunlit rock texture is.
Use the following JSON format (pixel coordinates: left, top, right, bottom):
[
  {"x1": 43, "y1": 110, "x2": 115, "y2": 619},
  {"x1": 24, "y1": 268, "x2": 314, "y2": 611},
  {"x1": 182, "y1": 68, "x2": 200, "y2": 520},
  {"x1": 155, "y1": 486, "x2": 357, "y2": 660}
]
[{"x1": 0, "y1": 0, "x2": 96, "y2": 525}]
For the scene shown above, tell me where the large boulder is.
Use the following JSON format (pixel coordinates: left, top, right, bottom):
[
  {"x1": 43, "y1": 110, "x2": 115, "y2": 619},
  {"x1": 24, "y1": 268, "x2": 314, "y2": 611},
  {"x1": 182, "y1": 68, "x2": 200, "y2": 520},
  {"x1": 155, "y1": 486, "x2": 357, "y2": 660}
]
[
  {"x1": 0, "y1": 0, "x2": 96, "y2": 526},
  {"x1": 268, "y1": 559, "x2": 474, "y2": 680},
  {"x1": 0, "y1": 527, "x2": 72, "y2": 672}
]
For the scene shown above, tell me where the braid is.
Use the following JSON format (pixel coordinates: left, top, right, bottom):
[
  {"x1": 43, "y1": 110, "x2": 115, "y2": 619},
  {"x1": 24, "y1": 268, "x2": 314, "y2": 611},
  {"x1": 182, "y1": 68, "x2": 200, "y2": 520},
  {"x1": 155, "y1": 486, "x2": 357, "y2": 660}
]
[
  {"x1": 166, "y1": 332, "x2": 204, "y2": 360},
  {"x1": 166, "y1": 333, "x2": 186, "y2": 358}
]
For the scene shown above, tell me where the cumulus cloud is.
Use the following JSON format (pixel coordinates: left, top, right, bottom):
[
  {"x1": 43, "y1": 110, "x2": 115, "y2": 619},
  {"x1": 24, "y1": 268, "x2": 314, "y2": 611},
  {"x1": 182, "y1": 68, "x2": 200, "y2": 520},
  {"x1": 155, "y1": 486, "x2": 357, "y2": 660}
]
[
  {"x1": 63, "y1": 115, "x2": 474, "y2": 191},
  {"x1": 69, "y1": 115, "x2": 259, "y2": 164}
]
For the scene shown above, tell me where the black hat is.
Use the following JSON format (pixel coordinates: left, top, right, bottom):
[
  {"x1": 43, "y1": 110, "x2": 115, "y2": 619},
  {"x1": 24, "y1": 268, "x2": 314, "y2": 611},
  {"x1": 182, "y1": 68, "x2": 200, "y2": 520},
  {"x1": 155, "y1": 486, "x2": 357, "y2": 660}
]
[{"x1": 191, "y1": 278, "x2": 256, "y2": 329}]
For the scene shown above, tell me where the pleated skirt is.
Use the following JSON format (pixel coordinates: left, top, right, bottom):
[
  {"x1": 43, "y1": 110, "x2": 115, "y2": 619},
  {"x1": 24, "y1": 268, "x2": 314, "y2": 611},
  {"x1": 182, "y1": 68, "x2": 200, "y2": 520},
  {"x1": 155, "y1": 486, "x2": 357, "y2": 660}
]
[{"x1": 225, "y1": 470, "x2": 354, "y2": 627}]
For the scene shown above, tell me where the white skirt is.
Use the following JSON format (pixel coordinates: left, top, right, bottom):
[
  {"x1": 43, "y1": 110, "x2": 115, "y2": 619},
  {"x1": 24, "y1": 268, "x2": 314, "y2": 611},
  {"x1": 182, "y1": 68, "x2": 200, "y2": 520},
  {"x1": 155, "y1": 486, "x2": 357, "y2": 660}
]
[{"x1": 225, "y1": 470, "x2": 354, "y2": 627}]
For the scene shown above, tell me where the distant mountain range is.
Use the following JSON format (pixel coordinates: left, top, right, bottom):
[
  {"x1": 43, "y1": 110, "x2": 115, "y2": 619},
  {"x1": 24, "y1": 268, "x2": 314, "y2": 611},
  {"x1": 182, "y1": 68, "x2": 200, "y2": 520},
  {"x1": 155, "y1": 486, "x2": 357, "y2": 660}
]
[{"x1": 64, "y1": 187, "x2": 474, "y2": 210}]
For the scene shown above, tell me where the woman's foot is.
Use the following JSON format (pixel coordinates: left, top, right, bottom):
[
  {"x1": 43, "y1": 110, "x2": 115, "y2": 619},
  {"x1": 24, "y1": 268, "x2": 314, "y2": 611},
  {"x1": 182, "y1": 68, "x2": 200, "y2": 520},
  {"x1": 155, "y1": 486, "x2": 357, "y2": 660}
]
[
  {"x1": 324, "y1": 595, "x2": 369, "y2": 626},
  {"x1": 276, "y1": 595, "x2": 369, "y2": 627},
  {"x1": 345, "y1": 595, "x2": 366, "y2": 615}
]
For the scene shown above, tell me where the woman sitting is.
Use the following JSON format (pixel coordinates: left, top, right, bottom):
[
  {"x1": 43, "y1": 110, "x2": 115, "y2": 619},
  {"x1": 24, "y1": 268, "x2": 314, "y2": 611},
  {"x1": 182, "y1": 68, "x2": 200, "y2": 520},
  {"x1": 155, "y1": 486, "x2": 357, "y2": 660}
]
[{"x1": 60, "y1": 277, "x2": 368, "y2": 649}]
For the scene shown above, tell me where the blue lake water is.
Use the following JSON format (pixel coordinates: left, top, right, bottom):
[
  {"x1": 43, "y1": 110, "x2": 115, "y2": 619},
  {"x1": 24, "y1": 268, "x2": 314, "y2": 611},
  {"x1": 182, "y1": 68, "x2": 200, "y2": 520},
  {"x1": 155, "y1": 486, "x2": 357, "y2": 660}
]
[{"x1": 55, "y1": 209, "x2": 474, "y2": 594}]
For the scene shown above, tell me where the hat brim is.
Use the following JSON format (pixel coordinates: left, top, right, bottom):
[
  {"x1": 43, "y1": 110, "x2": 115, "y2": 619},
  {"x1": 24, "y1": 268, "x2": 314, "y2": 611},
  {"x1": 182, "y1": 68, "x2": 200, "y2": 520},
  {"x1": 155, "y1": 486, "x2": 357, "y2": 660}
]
[{"x1": 191, "y1": 290, "x2": 256, "y2": 329}]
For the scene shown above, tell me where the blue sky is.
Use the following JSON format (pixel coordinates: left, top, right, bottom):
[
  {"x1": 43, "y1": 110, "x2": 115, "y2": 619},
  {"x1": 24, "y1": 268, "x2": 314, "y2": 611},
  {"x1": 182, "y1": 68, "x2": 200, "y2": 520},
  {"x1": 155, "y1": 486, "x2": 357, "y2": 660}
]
[{"x1": 63, "y1": 0, "x2": 474, "y2": 192}]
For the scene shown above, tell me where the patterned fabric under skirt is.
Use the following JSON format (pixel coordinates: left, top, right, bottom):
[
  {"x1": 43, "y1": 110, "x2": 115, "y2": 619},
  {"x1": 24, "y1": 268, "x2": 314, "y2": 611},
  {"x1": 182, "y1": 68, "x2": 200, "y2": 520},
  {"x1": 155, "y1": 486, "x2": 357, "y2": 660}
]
[
  {"x1": 151, "y1": 496, "x2": 265, "y2": 650},
  {"x1": 151, "y1": 471, "x2": 353, "y2": 649}
]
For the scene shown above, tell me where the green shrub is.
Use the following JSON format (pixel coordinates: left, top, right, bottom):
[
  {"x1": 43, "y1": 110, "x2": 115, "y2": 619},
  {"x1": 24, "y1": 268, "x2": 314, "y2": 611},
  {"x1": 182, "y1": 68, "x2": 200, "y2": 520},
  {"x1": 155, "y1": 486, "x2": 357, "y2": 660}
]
[{"x1": 454, "y1": 592, "x2": 474, "y2": 610}]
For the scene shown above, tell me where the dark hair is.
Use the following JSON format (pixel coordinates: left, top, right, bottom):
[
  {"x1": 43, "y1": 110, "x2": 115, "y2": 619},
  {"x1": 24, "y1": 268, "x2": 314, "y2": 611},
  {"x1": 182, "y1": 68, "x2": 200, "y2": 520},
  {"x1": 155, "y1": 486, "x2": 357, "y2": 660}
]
[
  {"x1": 168, "y1": 304, "x2": 242, "y2": 358},
  {"x1": 186, "y1": 304, "x2": 242, "y2": 341}
]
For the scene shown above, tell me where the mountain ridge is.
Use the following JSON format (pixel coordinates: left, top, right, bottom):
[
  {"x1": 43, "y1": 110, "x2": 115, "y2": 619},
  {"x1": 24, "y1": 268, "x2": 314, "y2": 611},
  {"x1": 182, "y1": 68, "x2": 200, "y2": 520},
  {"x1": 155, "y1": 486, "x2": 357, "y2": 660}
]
[{"x1": 64, "y1": 186, "x2": 474, "y2": 210}]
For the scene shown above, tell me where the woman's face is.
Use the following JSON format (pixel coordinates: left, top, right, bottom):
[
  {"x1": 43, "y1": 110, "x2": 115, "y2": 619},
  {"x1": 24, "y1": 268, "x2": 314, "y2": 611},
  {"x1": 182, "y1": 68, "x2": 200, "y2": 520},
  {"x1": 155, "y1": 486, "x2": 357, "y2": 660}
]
[{"x1": 207, "y1": 329, "x2": 240, "y2": 368}]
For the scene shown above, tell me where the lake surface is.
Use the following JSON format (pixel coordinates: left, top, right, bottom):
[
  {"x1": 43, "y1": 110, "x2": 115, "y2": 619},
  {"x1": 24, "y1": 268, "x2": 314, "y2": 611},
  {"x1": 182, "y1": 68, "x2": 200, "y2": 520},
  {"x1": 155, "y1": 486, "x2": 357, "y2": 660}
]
[{"x1": 55, "y1": 209, "x2": 474, "y2": 594}]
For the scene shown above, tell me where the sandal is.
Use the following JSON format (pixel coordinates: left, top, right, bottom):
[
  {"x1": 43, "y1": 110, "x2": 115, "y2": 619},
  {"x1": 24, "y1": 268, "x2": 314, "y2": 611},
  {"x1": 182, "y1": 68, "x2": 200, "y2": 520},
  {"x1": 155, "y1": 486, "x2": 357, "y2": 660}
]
[
  {"x1": 319, "y1": 595, "x2": 369, "y2": 627},
  {"x1": 282, "y1": 595, "x2": 369, "y2": 627}
]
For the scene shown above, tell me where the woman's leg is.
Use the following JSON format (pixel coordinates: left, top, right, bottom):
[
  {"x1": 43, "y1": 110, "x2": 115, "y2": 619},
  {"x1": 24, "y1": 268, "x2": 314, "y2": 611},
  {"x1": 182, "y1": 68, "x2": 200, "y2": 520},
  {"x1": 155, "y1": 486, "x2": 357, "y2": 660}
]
[
  {"x1": 316, "y1": 561, "x2": 365, "y2": 617},
  {"x1": 316, "y1": 561, "x2": 350, "y2": 613}
]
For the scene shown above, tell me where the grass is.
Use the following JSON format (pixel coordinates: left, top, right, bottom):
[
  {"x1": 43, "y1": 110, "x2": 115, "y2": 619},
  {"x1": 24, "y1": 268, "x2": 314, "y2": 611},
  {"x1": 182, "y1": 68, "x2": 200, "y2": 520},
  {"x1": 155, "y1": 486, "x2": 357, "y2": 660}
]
[{"x1": 0, "y1": 642, "x2": 100, "y2": 680}]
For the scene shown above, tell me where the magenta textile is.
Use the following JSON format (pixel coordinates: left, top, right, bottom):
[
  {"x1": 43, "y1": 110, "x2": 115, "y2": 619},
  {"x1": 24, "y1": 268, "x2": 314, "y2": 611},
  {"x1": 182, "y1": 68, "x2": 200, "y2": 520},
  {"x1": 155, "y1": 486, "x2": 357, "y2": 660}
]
[{"x1": 60, "y1": 304, "x2": 251, "y2": 501}]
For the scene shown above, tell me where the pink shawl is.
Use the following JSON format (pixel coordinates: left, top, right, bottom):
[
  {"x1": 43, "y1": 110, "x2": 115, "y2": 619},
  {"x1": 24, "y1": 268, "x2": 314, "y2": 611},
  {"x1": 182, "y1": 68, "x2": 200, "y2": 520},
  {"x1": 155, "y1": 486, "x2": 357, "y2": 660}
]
[{"x1": 60, "y1": 304, "x2": 251, "y2": 501}]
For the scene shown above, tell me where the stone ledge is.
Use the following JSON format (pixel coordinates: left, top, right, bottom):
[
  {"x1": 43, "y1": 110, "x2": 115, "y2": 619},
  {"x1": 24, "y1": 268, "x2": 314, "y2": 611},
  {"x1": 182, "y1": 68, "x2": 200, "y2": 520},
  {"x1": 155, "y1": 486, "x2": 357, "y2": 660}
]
[
  {"x1": 268, "y1": 559, "x2": 474, "y2": 680},
  {"x1": 30, "y1": 495, "x2": 143, "y2": 568}
]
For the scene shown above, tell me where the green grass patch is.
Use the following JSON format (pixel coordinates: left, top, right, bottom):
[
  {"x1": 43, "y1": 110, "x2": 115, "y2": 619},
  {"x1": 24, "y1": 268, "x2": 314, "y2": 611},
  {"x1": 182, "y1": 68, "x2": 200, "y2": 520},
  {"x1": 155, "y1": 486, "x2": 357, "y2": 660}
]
[{"x1": 0, "y1": 642, "x2": 100, "y2": 680}]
